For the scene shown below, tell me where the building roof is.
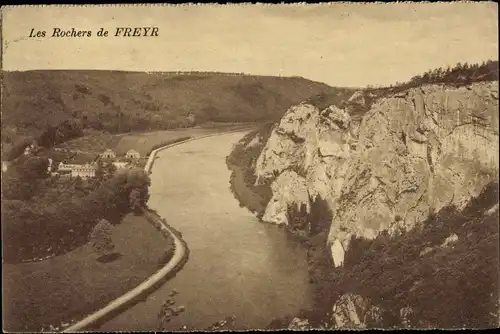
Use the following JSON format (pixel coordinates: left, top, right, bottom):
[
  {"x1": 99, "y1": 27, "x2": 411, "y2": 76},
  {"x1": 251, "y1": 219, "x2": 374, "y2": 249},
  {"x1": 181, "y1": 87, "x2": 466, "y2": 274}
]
[{"x1": 126, "y1": 149, "x2": 139, "y2": 154}]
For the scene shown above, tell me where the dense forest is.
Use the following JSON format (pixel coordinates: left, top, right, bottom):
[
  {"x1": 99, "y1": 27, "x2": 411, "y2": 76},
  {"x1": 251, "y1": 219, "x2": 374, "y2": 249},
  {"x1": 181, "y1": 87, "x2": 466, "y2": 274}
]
[
  {"x1": 397, "y1": 59, "x2": 498, "y2": 87},
  {"x1": 367, "y1": 59, "x2": 499, "y2": 98},
  {"x1": 305, "y1": 59, "x2": 499, "y2": 112}
]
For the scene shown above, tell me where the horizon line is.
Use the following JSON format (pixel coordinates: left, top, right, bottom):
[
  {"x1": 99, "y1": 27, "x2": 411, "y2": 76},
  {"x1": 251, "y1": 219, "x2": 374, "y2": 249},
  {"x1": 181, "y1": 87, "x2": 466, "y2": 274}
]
[{"x1": 1, "y1": 68, "x2": 366, "y2": 89}]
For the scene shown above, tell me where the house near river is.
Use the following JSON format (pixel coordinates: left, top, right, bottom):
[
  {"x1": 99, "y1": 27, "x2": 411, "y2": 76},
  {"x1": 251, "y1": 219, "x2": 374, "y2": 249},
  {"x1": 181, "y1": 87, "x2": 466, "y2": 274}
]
[
  {"x1": 57, "y1": 162, "x2": 97, "y2": 179},
  {"x1": 53, "y1": 148, "x2": 143, "y2": 178},
  {"x1": 125, "y1": 149, "x2": 140, "y2": 159}
]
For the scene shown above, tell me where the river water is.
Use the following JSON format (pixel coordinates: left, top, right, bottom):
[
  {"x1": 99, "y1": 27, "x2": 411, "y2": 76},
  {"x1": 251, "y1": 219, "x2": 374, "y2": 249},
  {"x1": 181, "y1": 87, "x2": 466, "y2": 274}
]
[{"x1": 98, "y1": 131, "x2": 313, "y2": 331}]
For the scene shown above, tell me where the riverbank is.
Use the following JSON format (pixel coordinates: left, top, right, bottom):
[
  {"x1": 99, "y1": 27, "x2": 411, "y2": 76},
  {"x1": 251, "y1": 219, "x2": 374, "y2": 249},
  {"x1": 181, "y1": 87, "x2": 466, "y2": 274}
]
[
  {"x1": 225, "y1": 123, "x2": 275, "y2": 219},
  {"x1": 60, "y1": 137, "x2": 199, "y2": 332},
  {"x1": 97, "y1": 130, "x2": 313, "y2": 331},
  {"x1": 224, "y1": 124, "x2": 339, "y2": 328},
  {"x1": 3, "y1": 213, "x2": 172, "y2": 332},
  {"x1": 225, "y1": 124, "x2": 500, "y2": 329}
]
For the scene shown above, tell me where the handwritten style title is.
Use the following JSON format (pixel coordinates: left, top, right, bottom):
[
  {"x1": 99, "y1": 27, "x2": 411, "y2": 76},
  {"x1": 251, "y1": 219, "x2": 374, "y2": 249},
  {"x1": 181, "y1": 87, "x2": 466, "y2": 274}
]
[{"x1": 29, "y1": 27, "x2": 160, "y2": 38}]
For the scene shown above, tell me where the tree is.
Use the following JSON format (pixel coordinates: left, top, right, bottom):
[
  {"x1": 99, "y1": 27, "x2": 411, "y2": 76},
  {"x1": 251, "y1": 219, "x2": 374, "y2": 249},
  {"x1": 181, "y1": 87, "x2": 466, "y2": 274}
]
[
  {"x1": 104, "y1": 162, "x2": 117, "y2": 179},
  {"x1": 95, "y1": 160, "x2": 104, "y2": 181},
  {"x1": 129, "y1": 188, "x2": 142, "y2": 214},
  {"x1": 17, "y1": 156, "x2": 49, "y2": 180},
  {"x1": 90, "y1": 218, "x2": 115, "y2": 261}
]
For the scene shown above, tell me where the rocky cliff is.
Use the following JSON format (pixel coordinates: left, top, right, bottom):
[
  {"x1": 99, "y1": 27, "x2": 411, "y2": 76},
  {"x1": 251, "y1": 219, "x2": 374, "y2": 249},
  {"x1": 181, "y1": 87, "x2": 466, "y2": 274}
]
[{"x1": 254, "y1": 81, "x2": 499, "y2": 268}]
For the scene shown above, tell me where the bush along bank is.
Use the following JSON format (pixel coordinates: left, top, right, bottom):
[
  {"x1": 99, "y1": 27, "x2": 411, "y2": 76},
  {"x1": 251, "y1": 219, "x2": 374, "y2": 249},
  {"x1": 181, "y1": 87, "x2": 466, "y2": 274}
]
[
  {"x1": 225, "y1": 122, "x2": 275, "y2": 219},
  {"x1": 60, "y1": 213, "x2": 184, "y2": 332},
  {"x1": 62, "y1": 146, "x2": 191, "y2": 332},
  {"x1": 2, "y1": 163, "x2": 151, "y2": 264},
  {"x1": 141, "y1": 207, "x2": 190, "y2": 276}
]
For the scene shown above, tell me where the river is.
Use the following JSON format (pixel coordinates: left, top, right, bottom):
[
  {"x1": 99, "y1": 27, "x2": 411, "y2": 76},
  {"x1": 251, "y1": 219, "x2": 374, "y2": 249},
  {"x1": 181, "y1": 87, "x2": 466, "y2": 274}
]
[{"x1": 98, "y1": 131, "x2": 313, "y2": 331}]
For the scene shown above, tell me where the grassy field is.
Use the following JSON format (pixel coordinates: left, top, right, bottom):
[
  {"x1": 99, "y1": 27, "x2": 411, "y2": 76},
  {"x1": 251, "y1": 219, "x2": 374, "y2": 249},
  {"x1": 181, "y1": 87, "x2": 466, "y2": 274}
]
[
  {"x1": 54, "y1": 122, "x2": 256, "y2": 158},
  {"x1": 3, "y1": 213, "x2": 175, "y2": 332}
]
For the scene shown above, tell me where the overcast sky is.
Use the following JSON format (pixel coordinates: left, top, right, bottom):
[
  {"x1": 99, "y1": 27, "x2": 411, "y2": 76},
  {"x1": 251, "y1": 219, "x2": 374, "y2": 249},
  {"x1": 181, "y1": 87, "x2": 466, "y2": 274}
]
[{"x1": 2, "y1": 3, "x2": 498, "y2": 87}]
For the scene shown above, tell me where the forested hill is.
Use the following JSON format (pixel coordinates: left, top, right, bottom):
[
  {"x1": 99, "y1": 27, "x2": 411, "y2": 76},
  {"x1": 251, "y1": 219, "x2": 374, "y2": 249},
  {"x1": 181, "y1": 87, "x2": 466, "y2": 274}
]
[{"x1": 1, "y1": 70, "x2": 353, "y2": 154}]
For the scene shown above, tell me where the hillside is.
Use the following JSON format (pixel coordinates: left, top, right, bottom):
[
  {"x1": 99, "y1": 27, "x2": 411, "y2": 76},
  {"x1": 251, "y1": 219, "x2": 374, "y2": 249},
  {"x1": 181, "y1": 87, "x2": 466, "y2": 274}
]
[{"x1": 0, "y1": 70, "x2": 353, "y2": 159}]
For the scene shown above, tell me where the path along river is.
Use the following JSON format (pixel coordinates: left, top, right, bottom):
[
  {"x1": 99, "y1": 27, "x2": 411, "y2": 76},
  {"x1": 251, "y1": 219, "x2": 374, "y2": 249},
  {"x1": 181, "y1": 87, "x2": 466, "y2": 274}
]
[{"x1": 98, "y1": 131, "x2": 313, "y2": 331}]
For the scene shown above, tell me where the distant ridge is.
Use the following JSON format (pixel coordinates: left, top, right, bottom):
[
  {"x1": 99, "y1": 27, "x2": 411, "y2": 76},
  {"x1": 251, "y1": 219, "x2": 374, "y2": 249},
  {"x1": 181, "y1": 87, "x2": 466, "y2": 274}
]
[{"x1": 1, "y1": 70, "x2": 355, "y2": 159}]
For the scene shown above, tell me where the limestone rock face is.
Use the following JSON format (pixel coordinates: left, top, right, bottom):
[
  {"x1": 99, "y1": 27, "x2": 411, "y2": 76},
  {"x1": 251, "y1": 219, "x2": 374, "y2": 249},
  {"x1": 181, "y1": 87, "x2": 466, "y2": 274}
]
[
  {"x1": 348, "y1": 90, "x2": 366, "y2": 106},
  {"x1": 255, "y1": 102, "x2": 356, "y2": 240},
  {"x1": 261, "y1": 170, "x2": 310, "y2": 225},
  {"x1": 329, "y1": 82, "x2": 499, "y2": 258},
  {"x1": 331, "y1": 293, "x2": 383, "y2": 329},
  {"x1": 254, "y1": 82, "x2": 499, "y2": 267}
]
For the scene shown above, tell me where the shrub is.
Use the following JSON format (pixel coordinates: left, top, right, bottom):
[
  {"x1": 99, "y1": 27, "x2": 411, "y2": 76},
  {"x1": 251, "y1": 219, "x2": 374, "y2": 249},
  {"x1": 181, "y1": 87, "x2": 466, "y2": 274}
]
[{"x1": 90, "y1": 219, "x2": 115, "y2": 260}]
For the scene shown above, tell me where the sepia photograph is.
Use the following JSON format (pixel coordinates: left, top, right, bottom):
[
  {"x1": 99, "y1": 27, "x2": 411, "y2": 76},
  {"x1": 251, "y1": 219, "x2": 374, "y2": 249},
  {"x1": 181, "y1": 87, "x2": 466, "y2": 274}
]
[{"x1": 1, "y1": 2, "x2": 499, "y2": 332}]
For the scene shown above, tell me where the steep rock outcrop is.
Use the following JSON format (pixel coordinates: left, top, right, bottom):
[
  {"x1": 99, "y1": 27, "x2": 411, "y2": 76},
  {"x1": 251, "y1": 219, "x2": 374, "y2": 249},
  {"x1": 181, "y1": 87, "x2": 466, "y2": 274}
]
[
  {"x1": 331, "y1": 82, "x2": 498, "y2": 260},
  {"x1": 347, "y1": 90, "x2": 366, "y2": 106},
  {"x1": 255, "y1": 82, "x2": 499, "y2": 267},
  {"x1": 255, "y1": 103, "x2": 356, "y2": 228}
]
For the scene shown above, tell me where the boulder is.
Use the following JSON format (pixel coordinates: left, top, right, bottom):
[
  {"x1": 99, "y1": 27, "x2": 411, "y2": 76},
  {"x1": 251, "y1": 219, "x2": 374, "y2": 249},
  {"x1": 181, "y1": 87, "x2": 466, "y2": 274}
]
[
  {"x1": 288, "y1": 317, "x2": 312, "y2": 330},
  {"x1": 331, "y1": 293, "x2": 383, "y2": 328},
  {"x1": 348, "y1": 91, "x2": 366, "y2": 106}
]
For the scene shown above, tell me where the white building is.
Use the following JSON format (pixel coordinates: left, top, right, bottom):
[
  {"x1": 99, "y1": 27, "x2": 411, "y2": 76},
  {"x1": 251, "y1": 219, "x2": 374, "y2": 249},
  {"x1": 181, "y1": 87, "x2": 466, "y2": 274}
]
[
  {"x1": 100, "y1": 149, "x2": 116, "y2": 159},
  {"x1": 57, "y1": 162, "x2": 97, "y2": 179},
  {"x1": 71, "y1": 164, "x2": 96, "y2": 179},
  {"x1": 58, "y1": 162, "x2": 80, "y2": 173},
  {"x1": 125, "y1": 149, "x2": 140, "y2": 159}
]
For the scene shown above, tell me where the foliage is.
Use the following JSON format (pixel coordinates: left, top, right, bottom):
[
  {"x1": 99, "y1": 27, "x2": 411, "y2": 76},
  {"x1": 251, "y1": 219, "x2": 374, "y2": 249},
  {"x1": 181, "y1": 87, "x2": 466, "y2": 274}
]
[
  {"x1": 2, "y1": 71, "x2": 339, "y2": 160},
  {"x1": 1, "y1": 164, "x2": 151, "y2": 263},
  {"x1": 313, "y1": 182, "x2": 499, "y2": 328},
  {"x1": 1, "y1": 155, "x2": 50, "y2": 200},
  {"x1": 366, "y1": 59, "x2": 499, "y2": 102},
  {"x1": 89, "y1": 219, "x2": 115, "y2": 259},
  {"x1": 129, "y1": 188, "x2": 142, "y2": 214},
  {"x1": 3, "y1": 213, "x2": 170, "y2": 332},
  {"x1": 38, "y1": 119, "x2": 84, "y2": 148},
  {"x1": 1, "y1": 137, "x2": 35, "y2": 161},
  {"x1": 226, "y1": 123, "x2": 275, "y2": 218},
  {"x1": 405, "y1": 59, "x2": 498, "y2": 87}
]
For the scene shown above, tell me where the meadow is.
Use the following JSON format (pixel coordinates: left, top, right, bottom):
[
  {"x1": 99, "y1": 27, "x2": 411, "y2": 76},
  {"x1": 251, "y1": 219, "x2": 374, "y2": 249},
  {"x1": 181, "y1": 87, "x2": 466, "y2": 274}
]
[{"x1": 3, "y1": 213, "x2": 174, "y2": 332}]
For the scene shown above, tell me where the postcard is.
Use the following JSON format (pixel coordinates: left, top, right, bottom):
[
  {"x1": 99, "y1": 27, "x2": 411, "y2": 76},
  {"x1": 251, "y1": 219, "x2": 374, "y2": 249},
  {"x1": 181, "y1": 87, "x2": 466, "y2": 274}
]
[{"x1": 1, "y1": 3, "x2": 499, "y2": 332}]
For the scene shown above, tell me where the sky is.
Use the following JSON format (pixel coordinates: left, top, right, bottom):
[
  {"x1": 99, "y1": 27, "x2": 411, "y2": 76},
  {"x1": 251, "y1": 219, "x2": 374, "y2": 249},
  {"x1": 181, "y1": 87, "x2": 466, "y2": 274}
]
[{"x1": 1, "y1": 3, "x2": 498, "y2": 87}]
